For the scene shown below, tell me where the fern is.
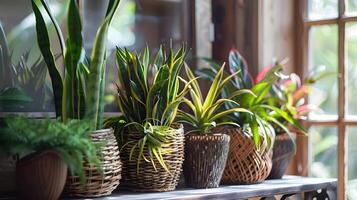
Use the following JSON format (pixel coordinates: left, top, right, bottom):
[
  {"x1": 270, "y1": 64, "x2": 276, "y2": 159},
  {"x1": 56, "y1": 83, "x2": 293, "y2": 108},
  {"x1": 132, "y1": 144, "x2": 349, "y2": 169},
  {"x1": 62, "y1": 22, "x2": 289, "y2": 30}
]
[{"x1": 0, "y1": 116, "x2": 101, "y2": 185}]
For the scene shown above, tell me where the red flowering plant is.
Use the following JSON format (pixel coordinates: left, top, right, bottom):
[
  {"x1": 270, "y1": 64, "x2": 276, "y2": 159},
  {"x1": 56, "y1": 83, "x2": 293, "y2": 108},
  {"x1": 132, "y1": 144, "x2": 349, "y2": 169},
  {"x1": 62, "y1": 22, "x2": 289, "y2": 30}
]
[{"x1": 269, "y1": 64, "x2": 332, "y2": 134}]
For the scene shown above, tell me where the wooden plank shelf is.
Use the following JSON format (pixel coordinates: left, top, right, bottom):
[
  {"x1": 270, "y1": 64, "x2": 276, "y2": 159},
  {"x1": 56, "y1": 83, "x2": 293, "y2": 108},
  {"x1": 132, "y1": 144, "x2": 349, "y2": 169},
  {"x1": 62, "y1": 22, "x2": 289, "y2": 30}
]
[{"x1": 67, "y1": 176, "x2": 337, "y2": 200}]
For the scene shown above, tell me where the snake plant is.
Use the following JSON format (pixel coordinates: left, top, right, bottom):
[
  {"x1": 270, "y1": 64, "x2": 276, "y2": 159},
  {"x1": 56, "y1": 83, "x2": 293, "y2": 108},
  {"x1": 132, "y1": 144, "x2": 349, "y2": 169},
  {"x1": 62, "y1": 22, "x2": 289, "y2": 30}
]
[
  {"x1": 32, "y1": 0, "x2": 120, "y2": 129},
  {"x1": 177, "y1": 64, "x2": 253, "y2": 135},
  {"x1": 107, "y1": 45, "x2": 189, "y2": 172}
]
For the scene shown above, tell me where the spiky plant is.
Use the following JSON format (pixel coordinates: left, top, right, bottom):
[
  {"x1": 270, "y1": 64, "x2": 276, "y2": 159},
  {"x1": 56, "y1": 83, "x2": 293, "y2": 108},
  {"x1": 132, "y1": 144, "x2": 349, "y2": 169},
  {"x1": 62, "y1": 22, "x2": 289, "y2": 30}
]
[
  {"x1": 177, "y1": 64, "x2": 253, "y2": 135},
  {"x1": 0, "y1": 116, "x2": 101, "y2": 184},
  {"x1": 108, "y1": 45, "x2": 189, "y2": 172},
  {"x1": 198, "y1": 49, "x2": 306, "y2": 149},
  {"x1": 32, "y1": 0, "x2": 120, "y2": 129}
]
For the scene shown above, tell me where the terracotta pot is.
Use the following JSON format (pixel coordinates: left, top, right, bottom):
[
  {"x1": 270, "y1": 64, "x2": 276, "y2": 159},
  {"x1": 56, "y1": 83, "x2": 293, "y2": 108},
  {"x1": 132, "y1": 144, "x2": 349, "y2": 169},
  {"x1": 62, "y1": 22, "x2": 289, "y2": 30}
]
[
  {"x1": 16, "y1": 150, "x2": 67, "y2": 200},
  {"x1": 184, "y1": 134, "x2": 230, "y2": 188},
  {"x1": 268, "y1": 133, "x2": 295, "y2": 179}
]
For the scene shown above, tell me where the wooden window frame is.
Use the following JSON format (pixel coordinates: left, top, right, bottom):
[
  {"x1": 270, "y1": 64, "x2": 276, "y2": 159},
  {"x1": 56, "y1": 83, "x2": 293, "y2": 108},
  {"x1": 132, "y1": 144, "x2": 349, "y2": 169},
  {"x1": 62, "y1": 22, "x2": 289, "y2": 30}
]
[{"x1": 297, "y1": 0, "x2": 357, "y2": 199}]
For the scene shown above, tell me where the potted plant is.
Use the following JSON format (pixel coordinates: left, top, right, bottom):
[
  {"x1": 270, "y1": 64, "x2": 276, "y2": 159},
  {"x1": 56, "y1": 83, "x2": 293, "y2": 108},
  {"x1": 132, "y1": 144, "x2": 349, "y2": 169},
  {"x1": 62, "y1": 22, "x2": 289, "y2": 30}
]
[
  {"x1": 198, "y1": 49, "x2": 305, "y2": 184},
  {"x1": 267, "y1": 70, "x2": 328, "y2": 179},
  {"x1": 31, "y1": 0, "x2": 122, "y2": 197},
  {"x1": 0, "y1": 116, "x2": 100, "y2": 200},
  {"x1": 106, "y1": 45, "x2": 189, "y2": 192},
  {"x1": 178, "y1": 64, "x2": 252, "y2": 188}
]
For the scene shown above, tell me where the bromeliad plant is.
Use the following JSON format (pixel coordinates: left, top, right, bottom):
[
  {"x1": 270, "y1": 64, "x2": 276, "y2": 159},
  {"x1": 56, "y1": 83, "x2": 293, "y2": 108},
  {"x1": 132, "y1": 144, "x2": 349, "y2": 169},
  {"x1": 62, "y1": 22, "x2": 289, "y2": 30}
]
[
  {"x1": 177, "y1": 63, "x2": 252, "y2": 135},
  {"x1": 198, "y1": 49, "x2": 305, "y2": 149},
  {"x1": 32, "y1": 0, "x2": 120, "y2": 129},
  {"x1": 111, "y1": 45, "x2": 188, "y2": 171},
  {"x1": 270, "y1": 69, "x2": 331, "y2": 132},
  {"x1": 0, "y1": 116, "x2": 101, "y2": 184}
]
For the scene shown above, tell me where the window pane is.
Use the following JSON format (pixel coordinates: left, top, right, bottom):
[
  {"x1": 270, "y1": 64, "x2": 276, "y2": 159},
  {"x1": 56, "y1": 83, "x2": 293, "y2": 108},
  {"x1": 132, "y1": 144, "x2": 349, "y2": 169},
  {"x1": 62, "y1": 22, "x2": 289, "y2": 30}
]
[
  {"x1": 308, "y1": 25, "x2": 338, "y2": 116},
  {"x1": 308, "y1": 0, "x2": 338, "y2": 20},
  {"x1": 310, "y1": 126, "x2": 337, "y2": 178},
  {"x1": 346, "y1": 23, "x2": 357, "y2": 116},
  {"x1": 347, "y1": 0, "x2": 357, "y2": 15},
  {"x1": 347, "y1": 127, "x2": 357, "y2": 199}
]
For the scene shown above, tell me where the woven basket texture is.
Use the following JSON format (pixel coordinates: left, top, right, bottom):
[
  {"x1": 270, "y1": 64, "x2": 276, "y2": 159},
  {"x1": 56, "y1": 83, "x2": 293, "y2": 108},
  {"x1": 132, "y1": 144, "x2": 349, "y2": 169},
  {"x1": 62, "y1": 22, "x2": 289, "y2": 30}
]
[
  {"x1": 268, "y1": 133, "x2": 295, "y2": 179},
  {"x1": 184, "y1": 134, "x2": 230, "y2": 188},
  {"x1": 120, "y1": 124, "x2": 184, "y2": 192},
  {"x1": 66, "y1": 128, "x2": 122, "y2": 197},
  {"x1": 221, "y1": 128, "x2": 272, "y2": 184}
]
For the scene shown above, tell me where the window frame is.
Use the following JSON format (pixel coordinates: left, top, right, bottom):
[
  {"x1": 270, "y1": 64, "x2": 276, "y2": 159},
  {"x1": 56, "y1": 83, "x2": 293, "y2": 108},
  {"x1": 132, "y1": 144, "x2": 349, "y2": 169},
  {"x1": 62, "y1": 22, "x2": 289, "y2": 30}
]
[{"x1": 298, "y1": 0, "x2": 357, "y2": 199}]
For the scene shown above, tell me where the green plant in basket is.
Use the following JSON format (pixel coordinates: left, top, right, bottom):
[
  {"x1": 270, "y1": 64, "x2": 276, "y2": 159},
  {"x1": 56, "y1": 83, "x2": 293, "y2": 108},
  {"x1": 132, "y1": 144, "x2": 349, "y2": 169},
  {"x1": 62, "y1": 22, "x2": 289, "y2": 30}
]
[
  {"x1": 198, "y1": 49, "x2": 306, "y2": 150},
  {"x1": 0, "y1": 116, "x2": 101, "y2": 184},
  {"x1": 107, "y1": 45, "x2": 189, "y2": 172},
  {"x1": 177, "y1": 63, "x2": 253, "y2": 134}
]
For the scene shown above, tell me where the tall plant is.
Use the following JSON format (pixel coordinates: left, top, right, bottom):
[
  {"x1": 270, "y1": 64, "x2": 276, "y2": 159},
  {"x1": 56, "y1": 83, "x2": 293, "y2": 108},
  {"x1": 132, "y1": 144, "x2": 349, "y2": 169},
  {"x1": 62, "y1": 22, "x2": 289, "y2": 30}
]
[{"x1": 32, "y1": 0, "x2": 120, "y2": 129}]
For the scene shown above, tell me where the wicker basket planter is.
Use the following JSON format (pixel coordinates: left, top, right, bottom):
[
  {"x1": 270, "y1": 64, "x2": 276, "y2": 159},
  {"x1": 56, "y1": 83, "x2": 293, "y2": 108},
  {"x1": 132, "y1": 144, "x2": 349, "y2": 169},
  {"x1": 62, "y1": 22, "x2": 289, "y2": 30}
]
[
  {"x1": 0, "y1": 153, "x2": 17, "y2": 195},
  {"x1": 184, "y1": 134, "x2": 230, "y2": 188},
  {"x1": 120, "y1": 124, "x2": 184, "y2": 192},
  {"x1": 16, "y1": 150, "x2": 67, "y2": 200},
  {"x1": 222, "y1": 128, "x2": 272, "y2": 184},
  {"x1": 66, "y1": 128, "x2": 122, "y2": 197},
  {"x1": 268, "y1": 133, "x2": 295, "y2": 179}
]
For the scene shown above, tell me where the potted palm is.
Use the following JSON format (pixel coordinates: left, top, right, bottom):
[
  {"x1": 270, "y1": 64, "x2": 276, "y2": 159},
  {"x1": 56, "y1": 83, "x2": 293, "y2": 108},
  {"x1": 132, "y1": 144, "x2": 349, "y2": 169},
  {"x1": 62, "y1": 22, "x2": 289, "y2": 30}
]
[
  {"x1": 178, "y1": 64, "x2": 252, "y2": 188},
  {"x1": 198, "y1": 49, "x2": 305, "y2": 184},
  {"x1": 106, "y1": 46, "x2": 189, "y2": 192},
  {"x1": 0, "y1": 116, "x2": 100, "y2": 200},
  {"x1": 32, "y1": 0, "x2": 122, "y2": 197}
]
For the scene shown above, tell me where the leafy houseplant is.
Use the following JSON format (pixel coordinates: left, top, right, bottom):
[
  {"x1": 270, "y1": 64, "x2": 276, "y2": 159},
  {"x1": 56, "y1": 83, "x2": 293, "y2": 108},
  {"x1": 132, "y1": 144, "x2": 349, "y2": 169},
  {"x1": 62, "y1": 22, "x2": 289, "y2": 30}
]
[
  {"x1": 106, "y1": 45, "x2": 188, "y2": 192},
  {"x1": 267, "y1": 70, "x2": 327, "y2": 179},
  {"x1": 0, "y1": 116, "x2": 100, "y2": 200},
  {"x1": 199, "y1": 49, "x2": 305, "y2": 184},
  {"x1": 32, "y1": 0, "x2": 122, "y2": 197},
  {"x1": 178, "y1": 64, "x2": 252, "y2": 188}
]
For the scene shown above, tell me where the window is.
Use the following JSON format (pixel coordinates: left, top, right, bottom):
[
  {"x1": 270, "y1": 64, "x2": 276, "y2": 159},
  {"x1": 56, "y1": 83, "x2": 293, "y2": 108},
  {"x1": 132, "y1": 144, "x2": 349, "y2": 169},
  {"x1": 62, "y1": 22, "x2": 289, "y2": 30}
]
[
  {"x1": 0, "y1": 0, "x2": 195, "y2": 115},
  {"x1": 301, "y1": 0, "x2": 357, "y2": 199}
]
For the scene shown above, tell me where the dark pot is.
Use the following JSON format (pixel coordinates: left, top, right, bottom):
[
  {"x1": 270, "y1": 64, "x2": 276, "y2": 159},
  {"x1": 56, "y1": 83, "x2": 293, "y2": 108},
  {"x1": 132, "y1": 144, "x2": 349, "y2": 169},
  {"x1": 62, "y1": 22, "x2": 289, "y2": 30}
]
[
  {"x1": 0, "y1": 153, "x2": 17, "y2": 195},
  {"x1": 184, "y1": 134, "x2": 230, "y2": 188},
  {"x1": 267, "y1": 133, "x2": 295, "y2": 179},
  {"x1": 16, "y1": 150, "x2": 67, "y2": 200}
]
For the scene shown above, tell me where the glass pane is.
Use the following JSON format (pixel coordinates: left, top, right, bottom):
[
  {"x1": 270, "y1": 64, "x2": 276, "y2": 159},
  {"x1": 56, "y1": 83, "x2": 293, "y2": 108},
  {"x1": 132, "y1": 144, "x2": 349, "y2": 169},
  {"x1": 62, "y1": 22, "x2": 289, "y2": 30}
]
[
  {"x1": 347, "y1": 0, "x2": 357, "y2": 15},
  {"x1": 310, "y1": 126, "x2": 337, "y2": 178},
  {"x1": 346, "y1": 23, "x2": 357, "y2": 116},
  {"x1": 308, "y1": 25, "x2": 338, "y2": 116},
  {"x1": 347, "y1": 127, "x2": 357, "y2": 199},
  {"x1": 308, "y1": 0, "x2": 338, "y2": 20}
]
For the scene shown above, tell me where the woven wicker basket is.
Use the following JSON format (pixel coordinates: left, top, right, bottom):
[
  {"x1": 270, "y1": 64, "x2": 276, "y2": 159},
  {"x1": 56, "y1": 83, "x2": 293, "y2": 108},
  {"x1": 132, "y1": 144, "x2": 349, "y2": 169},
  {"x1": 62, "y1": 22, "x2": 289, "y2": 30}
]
[
  {"x1": 268, "y1": 133, "x2": 295, "y2": 179},
  {"x1": 221, "y1": 128, "x2": 272, "y2": 184},
  {"x1": 0, "y1": 154, "x2": 17, "y2": 195},
  {"x1": 66, "y1": 128, "x2": 122, "y2": 197},
  {"x1": 120, "y1": 124, "x2": 184, "y2": 192},
  {"x1": 184, "y1": 134, "x2": 230, "y2": 188}
]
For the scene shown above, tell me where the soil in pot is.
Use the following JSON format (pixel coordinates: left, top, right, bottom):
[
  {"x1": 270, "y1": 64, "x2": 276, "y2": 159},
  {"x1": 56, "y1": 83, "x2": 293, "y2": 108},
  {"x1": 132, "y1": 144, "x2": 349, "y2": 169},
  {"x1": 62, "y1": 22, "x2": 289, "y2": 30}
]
[
  {"x1": 16, "y1": 150, "x2": 67, "y2": 200},
  {"x1": 184, "y1": 133, "x2": 230, "y2": 188},
  {"x1": 267, "y1": 133, "x2": 295, "y2": 179},
  {"x1": 221, "y1": 128, "x2": 272, "y2": 184},
  {"x1": 120, "y1": 124, "x2": 185, "y2": 192}
]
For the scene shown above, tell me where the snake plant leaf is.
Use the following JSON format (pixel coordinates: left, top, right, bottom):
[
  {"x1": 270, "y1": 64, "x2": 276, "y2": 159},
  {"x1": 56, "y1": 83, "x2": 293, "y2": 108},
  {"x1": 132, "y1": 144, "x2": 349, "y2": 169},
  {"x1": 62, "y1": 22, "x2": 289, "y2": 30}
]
[
  {"x1": 86, "y1": 0, "x2": 120, "y2": 129},
  {"x1": 32, "y1": 0, "x2": 63, "y2": 118}
]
